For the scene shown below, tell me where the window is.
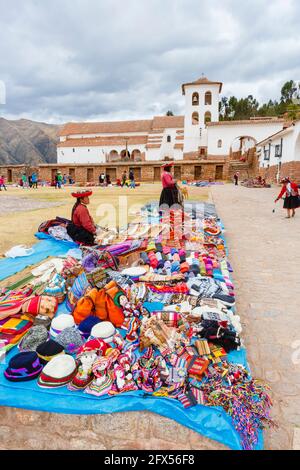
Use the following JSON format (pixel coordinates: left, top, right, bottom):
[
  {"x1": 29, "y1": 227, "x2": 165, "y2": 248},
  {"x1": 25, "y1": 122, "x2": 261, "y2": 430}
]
[
  {"x1": 275, "y1": 144, "x2": 282, "y2": 157},
  {"x1": 167, "y1": 135, "x2": 171, "y2": 143},
  {"x1": 218, "y1": 139, "x2": 222, "y2": 148},
  {"x1": 72, "y1": 148, "x2": 75, "y2": 153},
  {"x1": 263, "y1": 146, "x2": 270, "y2": 161},
  {"x1": 205, "y1": 91, "x2": 212, "y2": 105},
  {"x1": 192, "y1": 92, "x2": 199, "y2": 106},
  {"x1": 204, "y1": 111, "x2": 211, "y2": 124},
  {"x1": 192, "y1": 112, "x2": 199, "y2": 125}
]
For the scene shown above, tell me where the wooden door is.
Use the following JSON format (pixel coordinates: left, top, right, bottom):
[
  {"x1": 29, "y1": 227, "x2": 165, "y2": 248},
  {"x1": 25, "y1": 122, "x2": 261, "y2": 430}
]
[
  {"x1": 174, "y1": 166, "x2": 181, "y2": 180},
  {"x1": 154, "y1": 167, "x2": 161, "y2": 181},
  {"x1": 87, "y1": 168, "x2": 94, "y2": 182},
  {"x1": 69, "y1": 168, "x2": 75, "y2": 179},
  {"x1": 194, "y1": 166, "x2": 202, "y2": 180},
  {"x1": 215, "y1": 165, "x2": 223, "y2": 180},
  {"x1": 106, "y1": 168, "x2": 117, "y2": 181}
]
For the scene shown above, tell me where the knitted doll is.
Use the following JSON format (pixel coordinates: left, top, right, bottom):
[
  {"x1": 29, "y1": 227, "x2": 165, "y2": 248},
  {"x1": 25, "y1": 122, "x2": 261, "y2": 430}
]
[
  {"x1": 111, "y1": 353, "x2": 138, "y2": 394},
  {"x1": 84, "y1": 356, "x2": 114, "y2": 397}
]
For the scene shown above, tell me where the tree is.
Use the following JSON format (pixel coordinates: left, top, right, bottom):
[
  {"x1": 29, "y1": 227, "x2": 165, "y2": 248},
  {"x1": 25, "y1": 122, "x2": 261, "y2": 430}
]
[
  {"x1": 166, "y1": 110, "x2": 174, "y2": 116},
  {"x1": 280, "y1": 80, "x2": 297, "y2": 103},
  {"x1": 286, "y1": 103, "x2": 300, "y2": 121}
]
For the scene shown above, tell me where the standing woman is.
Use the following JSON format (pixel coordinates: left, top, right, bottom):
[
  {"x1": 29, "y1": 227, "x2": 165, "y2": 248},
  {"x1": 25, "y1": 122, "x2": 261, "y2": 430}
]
[
  {"x1": 67, "y1": 190, "x2": 96, "y2": 245},
  {"x1": 275, "y1": 177, "x2": 300, "y2": 218},
  {"x1": 159, "y1": 162, "x2": 182, "y2": 208}
]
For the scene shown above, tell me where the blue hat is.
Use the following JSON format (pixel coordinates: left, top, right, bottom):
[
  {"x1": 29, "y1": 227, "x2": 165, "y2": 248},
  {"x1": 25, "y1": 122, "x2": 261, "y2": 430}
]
[
  {"x1": 78, "y1": 316, "x2": 101, "y2": 339},
  {"x1": 4, "y1": 351, "x2": 43, "y2": 382},
  {"x1": 36, "y1": 339, "x2": 65, "y2": 365}
]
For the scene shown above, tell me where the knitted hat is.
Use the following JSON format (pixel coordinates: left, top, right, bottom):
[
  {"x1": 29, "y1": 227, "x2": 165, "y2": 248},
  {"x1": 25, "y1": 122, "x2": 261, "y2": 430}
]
[
  {"x1": 33, "y1": 314, "x2": 52, "y2": 330},
  {"x1": 50, "y1": 314, "x2": 75, "y2": 338},
  {"x1": 77, "y1": 338, "x2": 108, "y2": 358},
  {"x1": 161, "y1": 161, "x2": 174, "y2": 169},
  {"x1": 90, "y1": 321, "x2": 116, "y2": 343},
  {"x1": 38, "y1": 355, "x2": 77, "y2": 388},
  {"x1": 71, "y1": 189, "x2": 93, "y2": 199},
  {"x1": 4, "y1": 351, "x2": 43, "y2": 382},
  {"x1": 78, "y1": 316, "x2": 101, "y2": 339},
  {"x1": 56, "y1": 327, "x2": 84, "y2": 354},
  {"x1": 18, "y1": 325, "x2": 49, "y2": 352},
  {"x1": 36, "y1": 339, "x2": 65, "y2": 364}
]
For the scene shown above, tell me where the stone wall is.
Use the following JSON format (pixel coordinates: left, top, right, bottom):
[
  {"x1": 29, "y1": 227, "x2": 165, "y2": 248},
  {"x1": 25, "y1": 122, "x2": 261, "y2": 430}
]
[
  {"x1": 0, "y1": 160, "x2": 230, "y2": 184},
  {"x1": 259, "y1": 161, "x2": 300, "y2": 184},
  {"x1": 0, "y1": 407, "x2": 226, "y2": 450}
]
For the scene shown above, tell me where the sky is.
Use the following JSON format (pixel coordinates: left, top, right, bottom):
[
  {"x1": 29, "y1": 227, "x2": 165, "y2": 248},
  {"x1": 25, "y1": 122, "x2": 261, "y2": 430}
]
[{"x1": 0, "y1": 0, "x2": 299, "y2": 124}]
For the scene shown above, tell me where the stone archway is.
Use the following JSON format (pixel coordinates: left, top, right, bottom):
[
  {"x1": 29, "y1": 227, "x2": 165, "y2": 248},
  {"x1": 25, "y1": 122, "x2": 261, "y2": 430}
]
[
  {"x1": 108, "y1": 150, "x2": 119, "y2": 162},
  {"x1": 120, "y1": 149, "x2": 131, "y2": 160},
  {"x1": 131, "y1": 149, "x2": 142, "y2": 161},
  {"x1": 230, "y1": 136, "x2": 257, "y2": 162}
]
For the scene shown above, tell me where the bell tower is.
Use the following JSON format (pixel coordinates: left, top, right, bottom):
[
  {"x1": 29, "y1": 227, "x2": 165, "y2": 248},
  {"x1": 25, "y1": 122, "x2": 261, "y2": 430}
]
[{"x1": 182, "y1": 76, "x2": 222, "y2": 154}]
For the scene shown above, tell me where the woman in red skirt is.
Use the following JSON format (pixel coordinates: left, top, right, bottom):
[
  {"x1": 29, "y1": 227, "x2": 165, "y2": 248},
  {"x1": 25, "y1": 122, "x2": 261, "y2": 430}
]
[{"x1": 275, "y1": 177, "x2": 300, "y2": 218}]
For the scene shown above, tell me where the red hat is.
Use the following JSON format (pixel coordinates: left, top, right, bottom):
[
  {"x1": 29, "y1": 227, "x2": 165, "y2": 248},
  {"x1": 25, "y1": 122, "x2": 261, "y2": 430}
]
[
  {"x1": 161, "y1": 161, "x2": 174, "y2": 169},
  {"x1": 77, "y1": 338, "x2": 108, "y2": 357},
  {"x1": 71, "y1": 189, "x2": 93, "y2": 198}
]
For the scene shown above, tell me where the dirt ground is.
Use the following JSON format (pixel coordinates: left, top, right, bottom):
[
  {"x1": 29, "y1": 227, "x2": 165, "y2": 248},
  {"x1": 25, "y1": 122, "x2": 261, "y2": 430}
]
[{"x1": 0, "y1": 184, "x2": 208, "y2": 254}]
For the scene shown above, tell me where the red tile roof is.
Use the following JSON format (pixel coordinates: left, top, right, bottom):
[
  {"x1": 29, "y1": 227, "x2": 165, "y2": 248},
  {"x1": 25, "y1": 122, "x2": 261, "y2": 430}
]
[
  {"x1": 60, "y1": 115, "x2": 184, "y2": 137},
  {"x1": 182, "y1": 77, "x2": 223, "y2": 95},
  {"x1": 60, "y1": 120, "x2": 153, "y2": 137}
]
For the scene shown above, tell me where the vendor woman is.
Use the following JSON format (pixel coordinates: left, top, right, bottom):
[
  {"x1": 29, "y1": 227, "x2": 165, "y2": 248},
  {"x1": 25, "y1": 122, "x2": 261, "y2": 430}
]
[
  {"x1": 67, "y1": 189, "x2": 96, "y2": 244},
  {"x1": 275, "y1": 177, "x2": 300, "y2": 218},
  {"x1": 159, "y1": 162, "x2": 182, "y2": 208}
]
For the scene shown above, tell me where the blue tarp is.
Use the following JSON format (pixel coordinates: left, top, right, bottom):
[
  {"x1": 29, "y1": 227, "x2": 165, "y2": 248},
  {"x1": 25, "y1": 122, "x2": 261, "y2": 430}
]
[
  {"x1": 0, "y1": 234, "x2": 263, "y2": 450},
  {"x1": 0, "y1": 234, "x2": 77, "y2": 281}
]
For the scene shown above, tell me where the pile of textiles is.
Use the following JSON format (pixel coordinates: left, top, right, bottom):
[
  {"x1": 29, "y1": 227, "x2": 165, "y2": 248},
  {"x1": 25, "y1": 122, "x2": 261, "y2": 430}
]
[
  {"x1": 241, "y1": 178, "x2": 271, "y2": 188},
  {"x1": 0, "y1": 202, "x2": 273, "y2": 450}
]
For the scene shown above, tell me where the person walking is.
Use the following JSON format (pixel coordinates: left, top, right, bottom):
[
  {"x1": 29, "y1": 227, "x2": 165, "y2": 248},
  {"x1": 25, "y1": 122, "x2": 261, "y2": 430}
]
[
  {"x1": 21, "y1": 173, "x2": 28, "y2": 189},
  {"x1": 0, "y1": 175, "x2": 7, "y2": 191},
  {"x1": 233, "y1": 172, "x2": 239, "y2": 186},
  {"x1": 121, "y1": 171, "x2": 127, "y2": 187},
  {"x1": 55, "y1": 171, "x2": 63, "y2": 189},
  {"x1": 275, "y1": 177, "x2": 300, "y2": 218},
  {"x1": 129, "y1": 169, "x2": 135, "y2": 189},
  {"x1": 31, "y1": 172, "x2": 38, "y2": 189}
]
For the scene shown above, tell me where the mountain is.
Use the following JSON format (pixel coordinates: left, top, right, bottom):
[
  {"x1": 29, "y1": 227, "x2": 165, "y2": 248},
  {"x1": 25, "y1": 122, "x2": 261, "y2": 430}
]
[{"x1": 0, "y1": 118, "x2": 60, "y2": 165}]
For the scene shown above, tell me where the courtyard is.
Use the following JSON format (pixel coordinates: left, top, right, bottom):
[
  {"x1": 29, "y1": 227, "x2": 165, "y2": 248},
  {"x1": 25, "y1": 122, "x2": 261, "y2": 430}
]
[{"x1": 0, "y1": 183, "x2": 299, "y2": 450}]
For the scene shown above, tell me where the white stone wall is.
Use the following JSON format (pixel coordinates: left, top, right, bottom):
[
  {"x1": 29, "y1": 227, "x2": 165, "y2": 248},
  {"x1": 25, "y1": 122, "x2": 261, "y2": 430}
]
[
  {"x1": 207, "y1": 122, "x2": 285, "y2": 156},
  {"x1": 57, "y1": 143, "x2": 146, "y2": 164},
  {"x1": 258, "y1": 122, "x2": 300, "y2": 168}
]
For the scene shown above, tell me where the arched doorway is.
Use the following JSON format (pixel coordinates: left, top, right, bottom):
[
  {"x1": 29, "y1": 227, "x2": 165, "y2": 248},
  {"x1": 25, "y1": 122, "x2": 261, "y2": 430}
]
[
  {"x1": 230, "y1": 136, "x2": 257, "y2": 161},
  {"x1": 108, "y1": 150, "x2": 119, "y2": 162},
  {"x1": 120, "y1": 149, "x2": 131, "y2": 160},
  {"x1": 131, "y1": 149, "x2": 142, "y2": 161}
]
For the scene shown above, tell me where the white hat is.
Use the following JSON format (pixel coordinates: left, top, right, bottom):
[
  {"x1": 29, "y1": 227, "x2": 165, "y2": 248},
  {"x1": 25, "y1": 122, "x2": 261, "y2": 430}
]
[
  {"x1": 121, "y1": 267, "x2": 147, "y2": 278},
  {"x1": 90, "y1": 321, "x2": 116, "y2": 343},
  {"x1": 50, "y1": 314, "x2": 75, "y2": 338},
  {"x1": 37, "y1": 355, "x2": 77, "y2": 388}
]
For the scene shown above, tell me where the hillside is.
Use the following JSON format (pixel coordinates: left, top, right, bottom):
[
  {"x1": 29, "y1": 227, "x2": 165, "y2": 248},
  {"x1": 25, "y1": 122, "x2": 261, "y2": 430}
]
[{"x1": 0, "y1": 118, "x2": 60, "y2": 165}]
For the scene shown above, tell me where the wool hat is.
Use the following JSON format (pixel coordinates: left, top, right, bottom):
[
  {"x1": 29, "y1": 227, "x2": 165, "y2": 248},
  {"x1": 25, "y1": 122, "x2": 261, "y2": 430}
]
[
  {"x1": 38, "y1": 354, "x2": 77, "y2": 388},
  {"x1": 18, "y1": 325, "x2": 49, "y2": 352},
  {"x1": 56, "y1": 327, "x2": 84, "y2": 354},
  {"x1": 78, "y1": 316, "x2": 101, "y2": 339},
  {"x1": 4, "y1": 351, "x2": 43, "y2": 382},
  {"x1": 161, "y1": 161, "x2": 174, "y2": 169},
  {"x1": 71, "y1": 189, "x2": 93, "y2": 199},
  {"x1": 50, "y1": 314, "x2": 75, "y2": 338},
  {"x1": 36, "y1": 339, "x2": 65, "y2": 364},
  {"x1": 90, "y1": 321, "x2": 116, "y2": 343},
  {"x1": 33, "y1": 314, "x2": 52, "y2": 330},
  {"x1": 77, "y1": 338, "x2": 108, "y2": 358}
]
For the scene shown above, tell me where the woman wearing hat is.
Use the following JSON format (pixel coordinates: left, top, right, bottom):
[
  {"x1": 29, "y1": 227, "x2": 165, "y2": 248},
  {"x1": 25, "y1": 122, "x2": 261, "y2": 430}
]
[
  {"x1": 67, "y1": 190, "x2": 97, "y2": 244},
  {"x1": 159, "y1": 162, "x2": 182, "y2": 208},
  {"x1": 275, "y1": 177, "x2": 300, "y2": 218}
]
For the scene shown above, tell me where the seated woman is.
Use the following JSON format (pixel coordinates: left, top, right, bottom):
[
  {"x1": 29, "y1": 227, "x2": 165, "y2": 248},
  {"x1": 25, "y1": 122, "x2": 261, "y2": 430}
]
[{"x1": 67, "y1": 190, "x2": 96, "y2": 245}]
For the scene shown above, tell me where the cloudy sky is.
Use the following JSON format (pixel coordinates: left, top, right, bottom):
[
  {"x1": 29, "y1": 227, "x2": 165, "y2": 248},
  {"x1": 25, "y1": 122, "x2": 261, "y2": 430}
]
[{"x1": 0, "y1": 0, "x2": 299, "y2": 124}]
